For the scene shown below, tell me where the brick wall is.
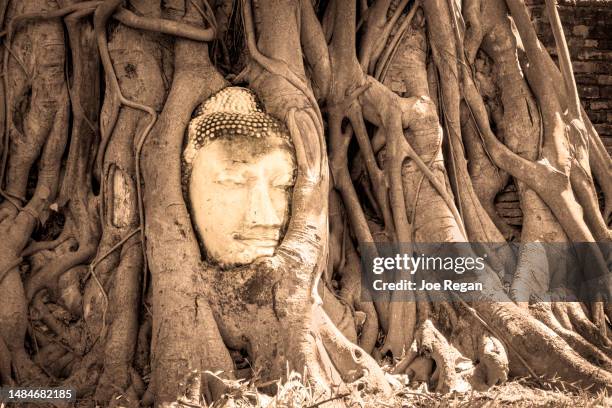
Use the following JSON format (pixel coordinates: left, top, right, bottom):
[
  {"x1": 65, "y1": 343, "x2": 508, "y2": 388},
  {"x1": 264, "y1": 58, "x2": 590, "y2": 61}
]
[
  {"x1": 494, "y1": 1, "x2": 611, "y2": 226},
  {"x1": 527, "y1": 0, "x2": 612, "y2": 154}
]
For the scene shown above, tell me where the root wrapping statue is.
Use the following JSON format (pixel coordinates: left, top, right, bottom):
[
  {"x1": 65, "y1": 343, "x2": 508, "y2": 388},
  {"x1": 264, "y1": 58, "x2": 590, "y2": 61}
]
[{"x1": 178, "y1": 85, "x2": 391, "y2": 400}]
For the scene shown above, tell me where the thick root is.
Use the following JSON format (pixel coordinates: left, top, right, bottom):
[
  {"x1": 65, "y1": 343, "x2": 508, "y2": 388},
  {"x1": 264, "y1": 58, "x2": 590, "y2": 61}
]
[
  {"x1": 417, "y1": 320, "x2": 475, "y2": 393},
  {"x1": 530, "y1": 302, "x2": 612, "y2": 370},
  {"x1": 473, "y1": 301, "x2": 612, "y2": 392},
  {"x1": 318, "y1": 308, "x2": 391, "y2": 395}
]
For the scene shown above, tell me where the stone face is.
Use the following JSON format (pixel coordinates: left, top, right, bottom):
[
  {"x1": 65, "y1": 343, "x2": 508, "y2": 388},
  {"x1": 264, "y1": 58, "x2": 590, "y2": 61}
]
[
  {"x1": 189, "y1": 141, "x2": 296, "y2": 267},
  {"x1": 529, "y1": 0, "x2": 612, "y2": 144},
  {"x1": 183, "y1": 87, "x2": 298, "y2": 267}
]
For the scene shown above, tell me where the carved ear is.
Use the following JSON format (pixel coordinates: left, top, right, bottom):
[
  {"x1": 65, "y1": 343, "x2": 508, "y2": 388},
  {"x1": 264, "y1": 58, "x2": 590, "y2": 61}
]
[
  {"x1": 287, "y1": 108, "x2": 321, "y2": 183},
  {"x1": 273, "y1": 106, "x2": 328, "y2": 282}
]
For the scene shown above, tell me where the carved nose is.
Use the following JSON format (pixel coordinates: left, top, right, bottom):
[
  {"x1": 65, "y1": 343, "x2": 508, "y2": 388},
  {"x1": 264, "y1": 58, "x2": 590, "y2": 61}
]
[{"x1": 245, "y1": 180, "x2": 282, "y2": 228}]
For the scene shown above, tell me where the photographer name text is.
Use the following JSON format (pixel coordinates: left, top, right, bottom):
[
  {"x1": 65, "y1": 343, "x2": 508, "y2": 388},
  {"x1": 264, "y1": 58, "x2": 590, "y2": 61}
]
[{"x1": 372, "y1": 279, "x2": 482, "y2": 292}]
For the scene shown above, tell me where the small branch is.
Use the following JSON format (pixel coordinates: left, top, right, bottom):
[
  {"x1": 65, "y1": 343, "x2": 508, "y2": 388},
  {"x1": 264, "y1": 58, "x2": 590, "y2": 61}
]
[
  {"x1": 462, "y1": 0, "x2": 483, "y2": 64},
  {"x1": 113, "y1": 7, "x2": 215, "y2": 42},
  {"x1": 360, "y1": 78, "x2": 467, "y2": 239},
  {"x1": 347, "y1": 104, "x2": 396, "y2": 239},
  {"x1": 385, "y1": 113, "x2": 412, "y2": 243},
  {"x1": 374, "y1": 1, "x2": 419, "y2": 82},
  {"x1": 90, "y1": 228, "x2": 141, "y2": 271},
  {"x1": 241, "y1": 0, "x2": 322, "y2": 130},
  {"x1": 25, "y1": 246, "x2": 96, "y2": 302},
  {"x1": 369, "y1": 0, "x2": 411, "y2": 74},
  {"x1": 401, "y1": 133, "x2": 467, "y2": 239},
  {"x1": 300, "y1": 0, "x2": 331, "y2": 100},
  {"x1": 59, "y1": 5, "x2": 100, "y2": 206},
  {"x1": 94, "y1": 0, "x2": 159, "y2": 303},
  {"x1": 328, "y1": 112, "x2": 378, "y2": 250},
  {"x1": 0, "y1": 1, "x2": 101, "y2": 38},
  {"x1": 504, "y1": 0, "x2": 563, "y2": 137},
  {"x1": 544, "y1": 0, "x2": 580, "y2": 120},
  {"x1": 358, "y1": 0, "x2": 392, "y2": 72}
]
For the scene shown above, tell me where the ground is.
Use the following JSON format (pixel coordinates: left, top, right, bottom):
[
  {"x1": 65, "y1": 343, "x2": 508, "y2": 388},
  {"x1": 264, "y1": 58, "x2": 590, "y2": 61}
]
[{"x1": 146, "y1": 366, "x2": 612, "y2": 408}]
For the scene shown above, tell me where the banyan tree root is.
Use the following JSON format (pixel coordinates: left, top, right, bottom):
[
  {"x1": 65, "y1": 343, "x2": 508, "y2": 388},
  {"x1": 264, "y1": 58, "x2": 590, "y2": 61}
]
[
  {"x1": 207, "y1": 259, "x2": 392, "y2": 402},
  {"x1": 0, "y1": 0, "x2": 71, "y2": 387},
  {"x1": 389, "y1": 303, "x2": 510, "y2": 393},
  {"x1": 340, "y1": 0, "x2": 605, "y2": 396},
  {"x1": 0, "y1": 0, "x2": 610, "y2": 406},
  {"x1": 458, "y1": 0, "x2": 611, "y2": 371}
]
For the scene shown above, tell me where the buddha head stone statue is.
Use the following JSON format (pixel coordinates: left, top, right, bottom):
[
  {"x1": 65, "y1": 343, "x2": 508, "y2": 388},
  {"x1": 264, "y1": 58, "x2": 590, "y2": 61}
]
[{"x1": 183, "y1": 87, "x2": 296, "y2": 267}]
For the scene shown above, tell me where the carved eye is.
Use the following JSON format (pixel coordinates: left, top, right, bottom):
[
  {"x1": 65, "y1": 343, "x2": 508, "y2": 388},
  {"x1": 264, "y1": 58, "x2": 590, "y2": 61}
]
[{"x1": 215, "y1": 178, "x2": 246, "y2": 186}]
